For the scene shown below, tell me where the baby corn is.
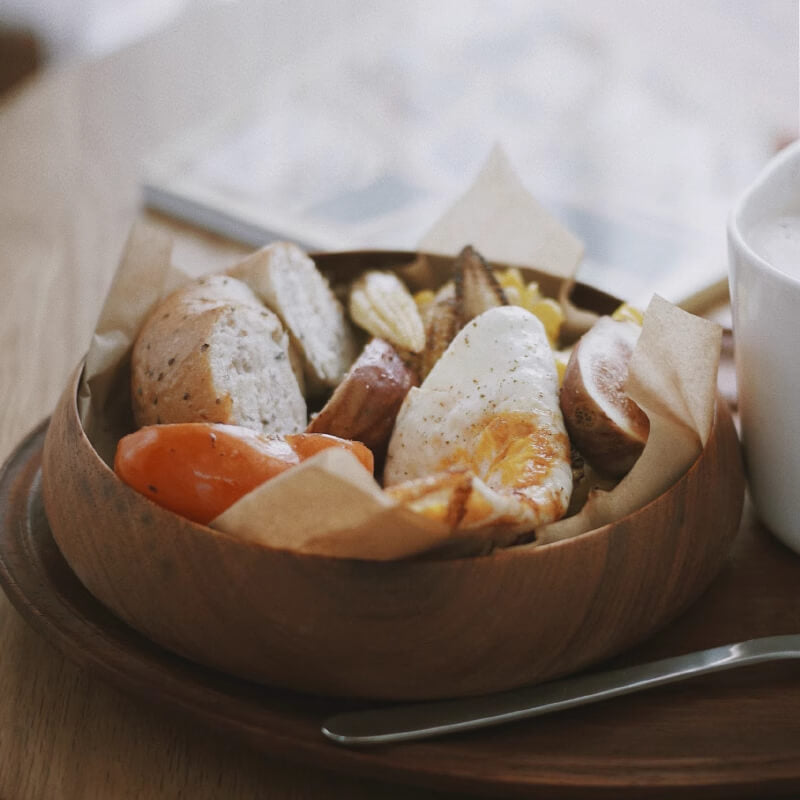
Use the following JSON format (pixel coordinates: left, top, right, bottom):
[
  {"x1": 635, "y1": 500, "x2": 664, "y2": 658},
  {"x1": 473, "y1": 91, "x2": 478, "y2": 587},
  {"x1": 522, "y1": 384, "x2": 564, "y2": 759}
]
[{"x1": 349, "y1": 271, "x2": 426, "y2": 353}]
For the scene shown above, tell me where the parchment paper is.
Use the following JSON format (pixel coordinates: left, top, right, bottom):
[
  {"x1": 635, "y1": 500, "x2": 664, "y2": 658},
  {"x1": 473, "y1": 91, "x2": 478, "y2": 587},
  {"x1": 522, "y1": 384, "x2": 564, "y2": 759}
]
[
  {"x1": 418, "y1": 145, "x2": 584, "y2": 280},
  {"x1": 78, "y1": 148, "x2": 721, "y2": 560},
  {"x1": 536, "y1": 294, "x2": 722, "y2": 543}
]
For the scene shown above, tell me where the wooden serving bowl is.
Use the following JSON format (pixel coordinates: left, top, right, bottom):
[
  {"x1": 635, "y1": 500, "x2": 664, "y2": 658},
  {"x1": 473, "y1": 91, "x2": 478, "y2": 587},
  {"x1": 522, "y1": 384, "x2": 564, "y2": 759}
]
[{"x1": 40, "y1": 252, "x2": 746, "y2": 701}]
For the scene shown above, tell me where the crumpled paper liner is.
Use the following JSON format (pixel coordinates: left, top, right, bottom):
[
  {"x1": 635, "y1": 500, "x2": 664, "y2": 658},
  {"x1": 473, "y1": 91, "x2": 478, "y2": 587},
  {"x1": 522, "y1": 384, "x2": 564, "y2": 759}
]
[
  {"x1": 78, "y1": 147, "x2": 721, "y2": 560},
  {"x1": 418, "y1": 145, "x2": 584, "y2": 280},
  {"x1": 537, "y1": 294, "x2": 721, "y2": 543},
  {"x1": 79, "y1": 226, "x2": 181, "y2": 464},
  {"x1": 213, "y1": 448, "x2": 453, "y2": 559}
]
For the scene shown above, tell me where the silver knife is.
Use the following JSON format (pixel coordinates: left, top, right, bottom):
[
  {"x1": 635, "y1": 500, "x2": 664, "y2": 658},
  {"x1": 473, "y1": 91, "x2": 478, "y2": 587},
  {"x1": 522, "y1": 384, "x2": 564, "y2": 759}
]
[{"x1": 322, "y1": 634, "x2": 800, "y2": 745}]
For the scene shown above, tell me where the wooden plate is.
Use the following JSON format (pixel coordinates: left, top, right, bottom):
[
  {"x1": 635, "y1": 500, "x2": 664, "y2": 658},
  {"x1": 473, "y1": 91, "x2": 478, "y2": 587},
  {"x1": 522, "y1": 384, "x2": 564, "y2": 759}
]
[{"x1": 2, "y1": 421, "x2": 800, "y2": 798}]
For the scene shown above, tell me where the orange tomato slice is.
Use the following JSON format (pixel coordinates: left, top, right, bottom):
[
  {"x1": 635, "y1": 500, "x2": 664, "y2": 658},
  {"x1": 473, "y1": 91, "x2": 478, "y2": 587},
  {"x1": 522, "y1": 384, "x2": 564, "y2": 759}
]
[{"x1": 114, "y1": 423, "x2": 374, "y2": 524}]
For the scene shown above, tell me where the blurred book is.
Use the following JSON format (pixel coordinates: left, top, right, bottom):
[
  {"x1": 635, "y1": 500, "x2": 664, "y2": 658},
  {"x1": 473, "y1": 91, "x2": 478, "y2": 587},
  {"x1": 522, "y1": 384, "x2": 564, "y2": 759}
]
[{"x1": 141, "y1": 1, "x2": 796, "y2": 310}]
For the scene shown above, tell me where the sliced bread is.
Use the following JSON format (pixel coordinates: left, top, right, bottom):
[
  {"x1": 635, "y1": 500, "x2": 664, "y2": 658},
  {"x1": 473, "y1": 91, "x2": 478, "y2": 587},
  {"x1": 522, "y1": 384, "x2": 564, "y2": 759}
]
[
  {"x1": 228, "y1": 242, "x2": 358, "y2": 390},
  {"x1": 131, "y1": 274, "x2": 307, "y2": 435}
]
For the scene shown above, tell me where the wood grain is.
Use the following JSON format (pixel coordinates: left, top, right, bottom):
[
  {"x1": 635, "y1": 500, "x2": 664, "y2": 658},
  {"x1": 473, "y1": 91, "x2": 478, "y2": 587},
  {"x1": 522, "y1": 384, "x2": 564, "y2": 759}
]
[
  {"x1": 0, "y1": 4, "x2": 476, "y2": 796},
  {"x1": 40, "y1": 292, "x2": 744, "y2": 701},
  {"x1": 0, "y1": 2, "x2": 793, "y2": 797},
  {"x1": 4, "y1": 423, "x2": 800, "y2": 799}
]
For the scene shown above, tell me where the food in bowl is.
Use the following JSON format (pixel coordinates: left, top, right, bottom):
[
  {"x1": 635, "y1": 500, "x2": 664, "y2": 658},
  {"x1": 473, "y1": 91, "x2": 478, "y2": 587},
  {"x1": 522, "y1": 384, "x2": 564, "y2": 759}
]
[
  {"x1": 115, "y1": 240, "x2": 653, "y2": 553},
  {"x1": 114, "y1": 423, "x2": 373, "y2": 524},
  {"x1": 40, "y1": 238, "x2": 744, "y2": 699},
  {"x1": 560, "y1": 315, "x2": 649, "y2": 478}
]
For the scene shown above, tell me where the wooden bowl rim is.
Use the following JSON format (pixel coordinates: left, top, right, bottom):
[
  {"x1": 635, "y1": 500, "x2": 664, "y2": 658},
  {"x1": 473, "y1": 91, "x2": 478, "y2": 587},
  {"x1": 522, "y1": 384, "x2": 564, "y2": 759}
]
[
  {"x1": 58, "y1": 247, "x2": 728, "y2": 569},
  {"x1": 63, "y1": 358, "x2": 721, "y2": 568}
]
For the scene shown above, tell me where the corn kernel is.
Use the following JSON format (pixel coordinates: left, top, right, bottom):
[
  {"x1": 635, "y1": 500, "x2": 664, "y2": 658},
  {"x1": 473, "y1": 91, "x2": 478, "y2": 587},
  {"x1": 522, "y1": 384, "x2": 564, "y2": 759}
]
[
  {"x1": 530, "y1": 298, "x2": 564, "y2": 345},
  {"x1": 612, "y1": 302, "x2": 644, "y2": 326},
  {"x1": 503, "y1": 285, "x2": 522, "y2": 306},
  {"x1": 553, "y1": 348, "x2": 572, "y2": 387},
  {"x1": 497, "y1": 267, "x2": 526, "y2": 294},
  {"x1": 521, "y1": 281, "x2": 543, "y2": 312},
  {"x1": 413, "y1": 289, "x2": 436, "y2": 324},
  {"x1": 413, "y1": 289, "x2": 435, "y2": 308}
]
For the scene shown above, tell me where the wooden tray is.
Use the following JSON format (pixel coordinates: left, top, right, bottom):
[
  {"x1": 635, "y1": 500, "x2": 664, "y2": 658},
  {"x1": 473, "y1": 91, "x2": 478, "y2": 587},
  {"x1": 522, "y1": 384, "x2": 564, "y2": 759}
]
[{"x1": 2, "y1": 421, "x2": 800, "y2": 799}]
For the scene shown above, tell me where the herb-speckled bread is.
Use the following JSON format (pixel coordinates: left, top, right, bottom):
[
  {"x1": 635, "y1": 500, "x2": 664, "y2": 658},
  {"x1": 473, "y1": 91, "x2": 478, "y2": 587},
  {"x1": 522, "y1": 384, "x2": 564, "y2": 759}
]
[
  {"x1": 131, "y1": 275, "x2": 307, "y2": 435},
  {"x1": 228, "y1": 242, "x2": 358, "y2": 392}
]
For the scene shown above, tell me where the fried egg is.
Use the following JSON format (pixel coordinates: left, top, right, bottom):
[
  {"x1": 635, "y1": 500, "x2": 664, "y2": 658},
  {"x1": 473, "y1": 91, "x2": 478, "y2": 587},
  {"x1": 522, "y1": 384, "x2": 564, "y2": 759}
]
[{"x1": 384, "y1": 305, "x2": 572, "y2": 545}]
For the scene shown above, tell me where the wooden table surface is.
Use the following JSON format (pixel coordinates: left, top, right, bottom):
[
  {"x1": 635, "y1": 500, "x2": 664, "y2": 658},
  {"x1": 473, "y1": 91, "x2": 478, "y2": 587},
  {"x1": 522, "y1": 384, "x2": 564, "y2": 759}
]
[
  {"x1": 0, "y1": 3, "x2": 457, "y2": 797},
  {"x1": 0, "y1": 2, "x2": 793, "y2": 798}
]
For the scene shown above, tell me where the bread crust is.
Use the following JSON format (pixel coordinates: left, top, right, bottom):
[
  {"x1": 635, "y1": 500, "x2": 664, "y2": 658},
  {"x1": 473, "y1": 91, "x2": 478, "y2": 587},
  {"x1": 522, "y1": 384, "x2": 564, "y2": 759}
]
[{"x1": 131, "y1": 275, "x2": 306, "y2": 433}]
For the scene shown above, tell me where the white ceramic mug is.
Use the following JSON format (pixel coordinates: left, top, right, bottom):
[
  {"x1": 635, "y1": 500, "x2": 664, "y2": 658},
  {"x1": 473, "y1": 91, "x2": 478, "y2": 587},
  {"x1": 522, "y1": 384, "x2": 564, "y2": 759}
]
[{"x1": 728, "y1": 140, "x2": 800, "y2": 553}]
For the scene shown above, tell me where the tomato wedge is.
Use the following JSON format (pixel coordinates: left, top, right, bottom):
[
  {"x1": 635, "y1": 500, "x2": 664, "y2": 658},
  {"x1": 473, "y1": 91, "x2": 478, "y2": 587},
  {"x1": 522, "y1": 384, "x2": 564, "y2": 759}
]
[{"x1": 114, "y1": 423, "x2": 374, "y2": 524}]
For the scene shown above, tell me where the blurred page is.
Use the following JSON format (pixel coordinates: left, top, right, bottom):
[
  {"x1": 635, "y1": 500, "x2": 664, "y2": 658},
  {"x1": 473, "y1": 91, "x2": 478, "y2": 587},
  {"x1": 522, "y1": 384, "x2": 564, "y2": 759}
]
[{"x1": 141, "y1": 0, "x2": 797, "y2": 308}]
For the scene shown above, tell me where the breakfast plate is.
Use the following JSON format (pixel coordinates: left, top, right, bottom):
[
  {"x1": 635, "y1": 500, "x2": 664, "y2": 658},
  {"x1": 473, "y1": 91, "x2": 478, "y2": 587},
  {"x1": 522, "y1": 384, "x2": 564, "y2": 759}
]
[{"x1": 2, "y1": 418, "x2": 800, "y2": 798}]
